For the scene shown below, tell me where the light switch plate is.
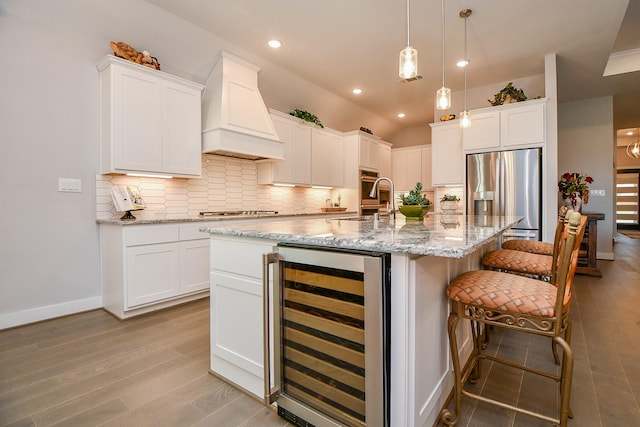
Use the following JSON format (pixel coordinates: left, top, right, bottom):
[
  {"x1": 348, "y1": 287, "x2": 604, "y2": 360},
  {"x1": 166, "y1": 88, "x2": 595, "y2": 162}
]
[
  {"x1": 590, "y1": 189, "x2": 605, "y2": 196},
  {"x1": 58, "y1": 178, "x2": 82, "y2": 193}
]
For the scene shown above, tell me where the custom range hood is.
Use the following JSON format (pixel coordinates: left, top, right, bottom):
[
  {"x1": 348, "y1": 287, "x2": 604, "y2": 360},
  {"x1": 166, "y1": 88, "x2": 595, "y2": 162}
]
[{"x1": 202, "y1": 51, "x2": 284, "y2": 160}]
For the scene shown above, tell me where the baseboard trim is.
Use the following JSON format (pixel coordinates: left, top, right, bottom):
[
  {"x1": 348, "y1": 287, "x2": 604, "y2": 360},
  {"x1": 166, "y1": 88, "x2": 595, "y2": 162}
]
[
  {"x1": 597, "y1": 251, "x2": 614, "y2": 261},
  {"x1": 0, "y1": 296, "x2": 103, "y2": 330}
]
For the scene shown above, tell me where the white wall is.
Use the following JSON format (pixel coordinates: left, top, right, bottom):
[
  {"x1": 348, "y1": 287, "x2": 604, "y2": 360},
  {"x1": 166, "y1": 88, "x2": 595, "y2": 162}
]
[
  {"x1": 558, "y1": 97, "x2": 615, "y2": 259},
  {"x1": 0, "y1": 0, "x2": 390, "y2": 329}
]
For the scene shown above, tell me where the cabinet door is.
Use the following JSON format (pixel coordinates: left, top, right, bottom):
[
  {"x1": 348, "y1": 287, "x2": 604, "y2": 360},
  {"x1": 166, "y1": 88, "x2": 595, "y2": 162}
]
[
  {"x1": 421, "y1": 146, "x2": 433, "y2": 190},
  {"x1": 180, "y1": 240, "x2": 210, "y2": 293},
  {"x1": 379, "y1": 143, "x2": 392, "y2": 179},
  {"x1": 432, "y1": 123, "x2": 463, "y2": 186},
  {"x1": 359, "y1": 136, "x2": 379, "y2": 170},
  {"x1": 501, "y1": 102, "x2": 545, "y2": 147},
  {"x1": 392, "y1": 147, "x2": 422, "y2": 192},
  {"x1": 126, "y1": 242, "x2": 179, "y2": 308},
  {"x1": 163, "y1": 81, "x2": 202, "y2": 176},
  {"x1": 312, "y1": 128, "x2": 344, "y2": 187},
  {"x1": 113, "y1": 66, "x2": 163, "y2": 172},
  {"x1": 462, "y1": 111, "x2": 500, "y2": 152}
]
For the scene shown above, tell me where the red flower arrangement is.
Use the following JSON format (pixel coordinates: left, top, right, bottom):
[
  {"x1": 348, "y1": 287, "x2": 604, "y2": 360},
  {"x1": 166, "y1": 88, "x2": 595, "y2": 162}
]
[{"x1": 558, "y1": 172, "x2": 593, "y2": 208}]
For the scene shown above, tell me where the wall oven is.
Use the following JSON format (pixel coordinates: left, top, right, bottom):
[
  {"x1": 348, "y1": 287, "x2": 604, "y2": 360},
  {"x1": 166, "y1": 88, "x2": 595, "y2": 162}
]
[{"x1": 263, "y1": 244, "x2": 391, "y2": 427}]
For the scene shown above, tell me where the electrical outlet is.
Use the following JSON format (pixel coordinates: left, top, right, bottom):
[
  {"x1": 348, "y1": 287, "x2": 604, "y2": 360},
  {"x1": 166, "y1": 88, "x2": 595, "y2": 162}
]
[
  {"x1": 590, "y1": 189, "x2": 605, "y2": 197},
  {"x1": 58, "y1": 178, "x2": 82, "y2": 193}
]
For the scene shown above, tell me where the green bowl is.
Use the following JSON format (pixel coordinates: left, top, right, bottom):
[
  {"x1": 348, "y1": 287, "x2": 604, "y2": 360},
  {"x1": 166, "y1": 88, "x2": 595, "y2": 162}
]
[{"x1": 399, "y1": 205, "x2": 430, "y2": 219}]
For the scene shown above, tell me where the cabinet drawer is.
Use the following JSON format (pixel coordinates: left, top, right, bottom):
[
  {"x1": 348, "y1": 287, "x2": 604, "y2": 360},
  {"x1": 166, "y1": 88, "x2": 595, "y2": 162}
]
[
  {"x1": 125, "y1": 225, "x2": 179, "y2": 246},
  {"x1": 179, "y1": 222, "x2": 215, "y2": 241},
  {"x1": 210, "y1": 237, "x2": 275, "y2": 279}
]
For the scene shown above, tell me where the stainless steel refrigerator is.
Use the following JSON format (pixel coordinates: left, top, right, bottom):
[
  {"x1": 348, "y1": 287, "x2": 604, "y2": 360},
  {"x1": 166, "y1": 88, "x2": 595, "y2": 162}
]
[{"x1": 466, "y1": 148, "x2": 542, "y2": 240}]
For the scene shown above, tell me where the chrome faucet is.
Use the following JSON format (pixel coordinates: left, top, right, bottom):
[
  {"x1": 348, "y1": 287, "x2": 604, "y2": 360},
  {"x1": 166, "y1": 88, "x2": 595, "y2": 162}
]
[{"x1": 369, "y1": 177, "x2": 395, "y2": 221}]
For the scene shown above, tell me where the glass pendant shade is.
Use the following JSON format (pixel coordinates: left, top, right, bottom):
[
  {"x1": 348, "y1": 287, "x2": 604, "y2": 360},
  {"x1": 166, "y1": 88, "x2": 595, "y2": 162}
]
[
  {"x1": 399, "y1": 46, "x2": 418, "y2": 79},
  {"x1": 436, "y1": 86, "x2": 451, "y2": 110},
  {"x1": 627, "y1": 140, "x2": 640, "y2": 158},
  {"x1": 460, "y1": 111, "x2": 471, "y2": 128}
]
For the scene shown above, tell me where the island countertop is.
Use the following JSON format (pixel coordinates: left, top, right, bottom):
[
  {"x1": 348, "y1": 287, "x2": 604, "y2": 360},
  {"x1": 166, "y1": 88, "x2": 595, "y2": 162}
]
[{"x1": 201, "y1": 214, "x2": 522, "y2": 258}]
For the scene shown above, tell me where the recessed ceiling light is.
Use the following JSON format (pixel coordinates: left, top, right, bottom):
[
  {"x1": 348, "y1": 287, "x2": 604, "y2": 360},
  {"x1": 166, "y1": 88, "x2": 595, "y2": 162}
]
[
  {"x1": 456, "y1": 59, "x2": 469, "y2": 67},
  {"x1": 397, "y1": 113, "x2": 406, "y2": 118},
  {"x1": 627, "y1": 131, "x2": 634, "y2": 136},
  {"x1": 268, "y1": 40, "x2": 282, "y2": 48},
  {"x1": 352, "y1": 88, "x2": 362, "y2": 95}
]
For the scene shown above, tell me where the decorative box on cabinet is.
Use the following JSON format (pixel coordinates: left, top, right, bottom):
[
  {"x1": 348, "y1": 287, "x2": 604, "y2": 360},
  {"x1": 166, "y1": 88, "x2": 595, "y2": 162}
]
[
  {"x1": 576, "y1": 212, "x2": 604, "y2": 277},
  {"x1": 97, "y1": 55, "x2": 204, "y2": 178},
  {"x1": 430, "y1": 121, "x2": 463, "y2": 186},
  {"x1": 100, "y1": 223, "x2": 211, "y2": 319}
]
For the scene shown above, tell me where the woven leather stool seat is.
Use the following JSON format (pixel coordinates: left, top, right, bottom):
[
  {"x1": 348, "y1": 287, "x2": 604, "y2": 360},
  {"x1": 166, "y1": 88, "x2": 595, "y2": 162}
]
[
  {"x1": 482, "y1": 248, "x2": 552, "y2": 278},
  {"x1": 448, "y1": 269, "x2": 569, "y2": 317},
  {"x1": 501, "y1": 239, "x2": 554, "y2": 256}
]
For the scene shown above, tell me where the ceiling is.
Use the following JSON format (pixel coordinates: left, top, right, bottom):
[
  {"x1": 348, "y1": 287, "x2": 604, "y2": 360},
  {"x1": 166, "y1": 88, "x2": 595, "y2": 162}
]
[{"x1": 145, "y1": 0, "x2": 639, "y2": 133}]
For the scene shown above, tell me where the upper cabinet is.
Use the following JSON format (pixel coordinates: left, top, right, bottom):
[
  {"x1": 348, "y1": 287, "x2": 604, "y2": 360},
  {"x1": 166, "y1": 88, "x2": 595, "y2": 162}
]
[
  {"x1": 359, "y1": 134, "x2": 380, "y2": 171},
  {"x1": 430, "y1": 121, "x2": 464, "y2": 186},
  {"x1": 257, "y1": 111, "x2": 343, "y2": 187},
  {"x1": 312, "y1": 127, "x2": 344, "y2": 188},
  {"x1": 462, "y1": 99, "x2": 546, "y2": 153},
  {"x1": 97, "y1": 55, "x2": 204, "y2": 178},
  {"x1": 258, "y1": 111, "x2": 312, "y2": 185},
  {"x1": 391, "y1": 146, "x2": 424, "y2": 192},
  {"x1": 378, "y1": 142, "x2": 392, "y2": 179}
]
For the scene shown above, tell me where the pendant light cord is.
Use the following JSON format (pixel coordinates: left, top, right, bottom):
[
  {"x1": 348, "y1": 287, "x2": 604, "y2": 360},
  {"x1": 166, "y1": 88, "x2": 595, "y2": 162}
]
[
  {"x1": 441, "y1": 0, "x2": 445, "y2": 86},
  {"x1": 406, "y1": 0, "x2": 411, "y2": 46},
  {"x1": 463, "y1": 12, "x2": 468, "y2": 111}
]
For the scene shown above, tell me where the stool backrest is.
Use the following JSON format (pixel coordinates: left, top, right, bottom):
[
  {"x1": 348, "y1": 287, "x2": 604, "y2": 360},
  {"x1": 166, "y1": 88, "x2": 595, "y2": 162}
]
[
  {"x1": 550, "y1": 206, "x2": 569, "y2": 283},
  {"x1": 552, "y1": 212, "x2": 587, "y2": 324}
]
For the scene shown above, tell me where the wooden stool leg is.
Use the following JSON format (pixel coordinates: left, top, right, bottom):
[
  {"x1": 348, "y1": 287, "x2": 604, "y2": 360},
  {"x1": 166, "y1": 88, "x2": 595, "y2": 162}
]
[{"x1": 440, "y1": 310, "x2": 462, "y2": 426}]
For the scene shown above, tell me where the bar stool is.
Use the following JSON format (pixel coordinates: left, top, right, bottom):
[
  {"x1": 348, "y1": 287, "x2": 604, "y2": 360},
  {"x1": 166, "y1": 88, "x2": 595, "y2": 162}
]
[
  {"x1": 439, "y1": 211, "x2": 586, "y2": 427},
  {"x1": 500, "y1": 206, "x2": 568, "y2": 256},
  {"x1": 482, "y1": 207, "x2": 571, "y2": 282}
]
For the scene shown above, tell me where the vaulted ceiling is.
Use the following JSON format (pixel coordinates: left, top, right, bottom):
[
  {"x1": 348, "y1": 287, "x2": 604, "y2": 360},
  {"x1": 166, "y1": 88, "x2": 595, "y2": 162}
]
[{"x1": 146, "y1": 0, "x2": 639, "y2": 133}]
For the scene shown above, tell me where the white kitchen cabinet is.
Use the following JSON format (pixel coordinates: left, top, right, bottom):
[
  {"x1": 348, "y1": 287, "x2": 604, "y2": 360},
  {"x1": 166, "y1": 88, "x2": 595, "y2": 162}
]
[
  {"x1": 421, "y1": 145, "x2": 433, "y2": 190},
  {"x1": 430, "y1": 121, "x2": 464, "y2": 186},
  {"x1": 462, "y1": 110, "x2": 500, "y2": 152},
  {"x1": 312, "y1": 127, "x2": 344, "y2": 187},
  {"x1": 501, "y1": 101, "x2": 545, "y2": 147},
  {"x1": 97, "y1": 55, "x2": 204, "y2": 178},
  {"x1": 378, "y1": 142, "x2": 392, "y2": 179},
  {"x1": 257, "y1": 111, "x2": 312, "y2": 185},
  {"x1": 100, "y1": 222, "x2": 211, "y2": 319},
  {"x1": 209, "y1": 236, "x2": 276, "y2": 399},
  {"x1": 359, "y1": 134, "x2": 380, "y2": 170},
  {"x1": 392, "y1": 146, "x2": 424, "y2": 192},
  {"x1": 462, "y1": 99, "x2": 547, "y2": 153}
]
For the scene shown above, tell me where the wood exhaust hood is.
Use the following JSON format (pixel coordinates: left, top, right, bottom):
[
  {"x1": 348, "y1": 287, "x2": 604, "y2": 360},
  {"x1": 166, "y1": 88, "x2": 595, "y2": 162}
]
[{"x1": 201, "y1": 51, "x2": 284, "y2": 160}]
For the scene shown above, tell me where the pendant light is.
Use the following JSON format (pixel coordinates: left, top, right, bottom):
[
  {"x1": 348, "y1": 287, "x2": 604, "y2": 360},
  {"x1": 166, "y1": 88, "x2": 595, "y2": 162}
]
[
  {"x1": 436, "y1": 0, "x2": 451, "y2": 110},
  {"x1": 459, "y1": 9, "x2": 472, "y2": 129},
  {"x1": 627, "y1": 130, "x2": 640, "y2": 158},
  {"x1": 399, "y1": 0, "x2": 418, "y2": 79}
]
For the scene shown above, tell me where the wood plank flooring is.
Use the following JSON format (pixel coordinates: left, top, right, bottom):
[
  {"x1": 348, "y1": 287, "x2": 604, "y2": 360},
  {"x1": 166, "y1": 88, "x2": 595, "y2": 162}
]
[
  {"x1": 1, "y1": 233, "x2": 639, "y2": 426},
  {"x1": 0, "y1": 299, "x2": 287, "y2": 427}
]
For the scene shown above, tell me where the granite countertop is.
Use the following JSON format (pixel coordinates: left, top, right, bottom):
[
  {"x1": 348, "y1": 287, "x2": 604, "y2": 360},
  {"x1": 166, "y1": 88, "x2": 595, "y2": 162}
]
[
  {"x1": 201, "y1": 214, "x2": 522, "y2": 258},
  {"x1": 96, "y1": 211, "x2": 357, "y2": 226}
]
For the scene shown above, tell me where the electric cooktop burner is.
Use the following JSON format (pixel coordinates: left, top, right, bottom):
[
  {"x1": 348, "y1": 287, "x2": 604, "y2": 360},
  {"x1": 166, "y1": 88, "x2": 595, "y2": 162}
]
[{"x1": 198, "y1": 210, "x2": 279, "y2": 217}]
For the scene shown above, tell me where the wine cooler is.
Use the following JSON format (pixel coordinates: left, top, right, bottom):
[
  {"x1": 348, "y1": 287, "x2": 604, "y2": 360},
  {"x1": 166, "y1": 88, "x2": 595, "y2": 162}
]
[{"x1": 263, "y1": 243, "x2": 391, "y2": 427}]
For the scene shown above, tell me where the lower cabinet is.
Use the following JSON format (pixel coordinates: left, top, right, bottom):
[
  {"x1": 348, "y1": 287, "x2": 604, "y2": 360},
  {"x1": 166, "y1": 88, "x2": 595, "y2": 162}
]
[
  {"x1": 100, "y1": 223, "x2": 211, "y2": 319},
  {"x1": 209, "y1": 235, "x2": 276, "y2": 399}
]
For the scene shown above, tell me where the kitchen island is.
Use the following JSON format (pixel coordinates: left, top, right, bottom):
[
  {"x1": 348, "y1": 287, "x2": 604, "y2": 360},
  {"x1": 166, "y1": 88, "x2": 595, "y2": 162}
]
[{"x1": 202, "y1": 214, "x2": 521, "y2": 427}]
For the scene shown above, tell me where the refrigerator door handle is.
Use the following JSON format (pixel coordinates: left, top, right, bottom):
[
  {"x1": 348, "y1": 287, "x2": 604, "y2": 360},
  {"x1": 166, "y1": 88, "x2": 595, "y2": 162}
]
[{"x1": 496, "y1": 154, "x2": 503, "y2": 216}]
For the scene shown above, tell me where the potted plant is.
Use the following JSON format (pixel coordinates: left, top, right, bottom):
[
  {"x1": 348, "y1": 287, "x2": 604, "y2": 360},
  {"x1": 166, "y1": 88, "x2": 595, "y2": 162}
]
[
  {"x1": 488, "y1": 82, "x2": 527, "y2": 106},
  {"x1": 440, "y1": 194, "x2": 460, "y2": 212},
  {"x1": 399, "y1": 182, "x2": 431, "y2": 219},
  {"x1": 290, "y1": 109, "x2": 324, "y2": 128},
  {"x1": 558, "y1": 172, "x2": 593, "y2": 212}
]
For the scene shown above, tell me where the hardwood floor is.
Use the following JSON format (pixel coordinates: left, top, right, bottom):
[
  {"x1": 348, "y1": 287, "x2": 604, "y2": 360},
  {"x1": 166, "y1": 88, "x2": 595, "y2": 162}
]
[
  {"x1": 0, "y1": 300, "x2": 287, "y2": 427},
  {"x1": 1, "y1": 233, "x2": 638, "y2": 426}
]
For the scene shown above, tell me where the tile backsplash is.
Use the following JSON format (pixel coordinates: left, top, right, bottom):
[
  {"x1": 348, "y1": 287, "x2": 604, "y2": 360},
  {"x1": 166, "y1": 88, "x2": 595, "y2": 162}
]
[{"x1": 96, "y1": 154, "x2": 333, "y2": 220}]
